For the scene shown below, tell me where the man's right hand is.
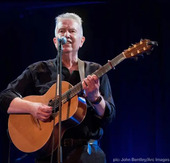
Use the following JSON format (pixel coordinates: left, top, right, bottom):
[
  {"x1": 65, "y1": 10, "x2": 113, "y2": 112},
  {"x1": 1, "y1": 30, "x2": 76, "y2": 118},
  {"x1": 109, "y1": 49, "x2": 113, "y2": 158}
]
[{"x1": 30, "y1": 102, "x2": 52, "y2": 122}]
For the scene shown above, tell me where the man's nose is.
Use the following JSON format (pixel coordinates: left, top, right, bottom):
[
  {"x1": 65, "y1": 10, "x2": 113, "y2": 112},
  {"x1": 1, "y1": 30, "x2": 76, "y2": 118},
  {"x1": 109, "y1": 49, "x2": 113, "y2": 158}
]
[{"x1": 64, "y1": 31, "x2": 70, "y2": 38}]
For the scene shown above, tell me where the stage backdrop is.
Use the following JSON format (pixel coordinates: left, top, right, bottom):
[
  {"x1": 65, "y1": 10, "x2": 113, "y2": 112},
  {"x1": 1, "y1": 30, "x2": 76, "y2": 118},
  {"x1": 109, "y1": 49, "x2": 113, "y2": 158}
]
[{"x1": 0, "y1": 0, "x2": 170, "y2": 162}]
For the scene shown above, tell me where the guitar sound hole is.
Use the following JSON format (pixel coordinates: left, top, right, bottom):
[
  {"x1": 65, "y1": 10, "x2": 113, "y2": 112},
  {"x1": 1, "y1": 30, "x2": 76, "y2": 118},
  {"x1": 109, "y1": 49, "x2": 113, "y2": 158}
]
[
  {"x1": 48, "y1": 99, "x2": 54, "y2": 106},
  {"x1": 52, "y1": 107, "x2": 59, "y2": 113},
  {"x1": 48, "y1": 99, "x2": 59, "y2": 113}
]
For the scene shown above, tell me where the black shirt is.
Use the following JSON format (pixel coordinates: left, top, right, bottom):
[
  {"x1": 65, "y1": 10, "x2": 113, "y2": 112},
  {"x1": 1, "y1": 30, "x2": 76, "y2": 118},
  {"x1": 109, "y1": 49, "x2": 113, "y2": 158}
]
[{"x1": 0, "y1": 58, "x2": 115, "y2": 140}]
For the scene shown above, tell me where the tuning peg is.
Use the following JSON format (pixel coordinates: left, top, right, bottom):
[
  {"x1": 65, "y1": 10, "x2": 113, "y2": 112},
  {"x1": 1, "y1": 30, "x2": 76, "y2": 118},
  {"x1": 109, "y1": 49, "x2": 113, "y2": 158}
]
[
  {"x1": 146, "y1": 51, "x2": 151, "y2": 55},
  {"x1": 133, "y1": 54, "x2": 144, "y2": 61},
  {"x1": 133, "y1": 57, "x2": 138, "y2": 61},
  {"x1": 133, "y1": 44, "x2": 137, "y2": 48},
  {"x1": 147, "y1": 41, "x2": 158, "y2": 47},
  {"x1": 140, "y1": 39, "x2": 145, "y2": 43}
]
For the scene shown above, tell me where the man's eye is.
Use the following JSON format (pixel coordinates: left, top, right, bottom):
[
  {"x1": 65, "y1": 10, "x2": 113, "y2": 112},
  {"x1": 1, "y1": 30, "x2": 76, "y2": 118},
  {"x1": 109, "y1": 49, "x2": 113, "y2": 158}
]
[
  {"x1": 70, "y1": 30, "x2": 76, "y2": 33},
  {"x1": 59, "y1": 29, "x2": 64, "y2": 33}
]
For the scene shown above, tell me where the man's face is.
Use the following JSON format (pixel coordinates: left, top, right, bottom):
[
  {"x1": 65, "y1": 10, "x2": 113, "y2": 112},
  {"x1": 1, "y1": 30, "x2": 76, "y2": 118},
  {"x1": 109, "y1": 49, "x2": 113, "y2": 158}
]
[{"x1": 54, "y1": 19, "x2": 85, "y2": 53}]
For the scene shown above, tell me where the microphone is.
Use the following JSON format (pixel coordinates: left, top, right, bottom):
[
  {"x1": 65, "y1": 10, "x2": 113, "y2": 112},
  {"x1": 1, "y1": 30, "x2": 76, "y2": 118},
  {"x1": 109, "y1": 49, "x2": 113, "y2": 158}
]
[{"x1": 58, "y1": 37, "x2": 67, "y2": 45}]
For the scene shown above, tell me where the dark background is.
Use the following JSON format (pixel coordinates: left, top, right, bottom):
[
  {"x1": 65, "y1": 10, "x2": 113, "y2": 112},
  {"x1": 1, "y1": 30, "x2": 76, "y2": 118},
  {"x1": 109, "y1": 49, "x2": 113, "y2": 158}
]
[{"x1": 0, "y1": 0, "x2": 170, "y2": 162}]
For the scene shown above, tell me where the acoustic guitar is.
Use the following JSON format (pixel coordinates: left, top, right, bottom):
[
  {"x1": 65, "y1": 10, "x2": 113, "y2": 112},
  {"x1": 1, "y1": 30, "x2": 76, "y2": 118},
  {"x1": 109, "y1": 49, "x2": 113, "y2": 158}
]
[{"x1": 8, "y1": 39, "x2": 157, "y2": 157}]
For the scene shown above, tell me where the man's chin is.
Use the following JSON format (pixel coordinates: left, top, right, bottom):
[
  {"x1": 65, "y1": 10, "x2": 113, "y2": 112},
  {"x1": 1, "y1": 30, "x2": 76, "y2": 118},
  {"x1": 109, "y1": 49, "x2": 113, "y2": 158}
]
[{"x1": 62, "y1": 49, "x2": 73, "y2": 54}]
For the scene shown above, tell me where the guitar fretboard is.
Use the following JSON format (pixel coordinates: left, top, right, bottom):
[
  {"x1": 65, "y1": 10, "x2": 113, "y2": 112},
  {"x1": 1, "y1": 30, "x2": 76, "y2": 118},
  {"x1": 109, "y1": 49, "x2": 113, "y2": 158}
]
[{"x1": 61, "y1": 52, "x2": 126, "y2": 103}]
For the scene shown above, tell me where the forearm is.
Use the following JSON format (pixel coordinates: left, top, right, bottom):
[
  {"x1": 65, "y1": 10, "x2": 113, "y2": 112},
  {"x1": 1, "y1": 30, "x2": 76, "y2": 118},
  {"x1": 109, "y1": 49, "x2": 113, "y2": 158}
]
[{"x1": 7, "y1": 97, "x2": 34, "y2": 114}]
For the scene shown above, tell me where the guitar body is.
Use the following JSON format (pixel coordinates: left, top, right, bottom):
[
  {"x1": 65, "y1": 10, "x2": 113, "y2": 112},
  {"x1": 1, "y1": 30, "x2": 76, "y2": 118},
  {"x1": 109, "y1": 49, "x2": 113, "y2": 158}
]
[{"x1": 8, "y1": 81, "x2": 87, "y2": 157}]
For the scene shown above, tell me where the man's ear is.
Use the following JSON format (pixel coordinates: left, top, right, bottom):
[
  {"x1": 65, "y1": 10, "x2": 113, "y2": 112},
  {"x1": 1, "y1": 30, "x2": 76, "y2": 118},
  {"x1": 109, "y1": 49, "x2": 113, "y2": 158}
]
[
  {"x1": 53, "y1": 37, "x2": 57, "y2": 45},
  {"x1": 80, "y1": 36, "x2": 85, "y2": 48},
  {"x1": 53, "y1": 37, "x2": 59, "y2": 49}
]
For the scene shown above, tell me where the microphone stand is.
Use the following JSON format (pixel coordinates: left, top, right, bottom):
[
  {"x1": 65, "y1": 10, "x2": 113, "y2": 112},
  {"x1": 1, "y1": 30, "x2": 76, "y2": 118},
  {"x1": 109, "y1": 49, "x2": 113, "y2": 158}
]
[{"x1": 57, "y1": 40, "x2": 63, "y2": 163}]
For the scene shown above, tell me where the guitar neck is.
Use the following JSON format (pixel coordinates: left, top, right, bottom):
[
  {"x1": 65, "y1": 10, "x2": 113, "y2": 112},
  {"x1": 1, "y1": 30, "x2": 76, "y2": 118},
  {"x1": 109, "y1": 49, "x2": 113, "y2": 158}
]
[
  {"x1": 62, "y1": 53, "x2": 126, "y2": 103},
  {"x1": 93, "y1": 52, "x2": 125, "y2": 78}
]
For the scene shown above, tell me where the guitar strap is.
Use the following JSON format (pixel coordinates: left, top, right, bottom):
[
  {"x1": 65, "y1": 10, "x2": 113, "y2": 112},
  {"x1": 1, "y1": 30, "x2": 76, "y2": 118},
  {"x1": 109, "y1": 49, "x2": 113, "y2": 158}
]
[
  {"x1": 78, "y1": 59, "x2": 99, "y2": 155},
  {"x1": 78, "y1": 58, "x2": 85, "y2": 81}
]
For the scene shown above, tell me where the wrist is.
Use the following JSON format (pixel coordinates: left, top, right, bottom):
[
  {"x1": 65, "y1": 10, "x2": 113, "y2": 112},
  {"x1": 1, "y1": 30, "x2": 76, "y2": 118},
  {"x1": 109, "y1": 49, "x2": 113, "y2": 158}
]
[{"x1": 90, "y1": 96, "x2": 102, "y2": 105}]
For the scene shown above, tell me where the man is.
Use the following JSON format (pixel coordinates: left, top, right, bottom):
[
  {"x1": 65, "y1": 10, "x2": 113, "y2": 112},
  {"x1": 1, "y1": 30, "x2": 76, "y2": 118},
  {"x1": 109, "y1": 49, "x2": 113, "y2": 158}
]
[{"x1": 0, "y1": 13, "x2": 115, "y2": 163}]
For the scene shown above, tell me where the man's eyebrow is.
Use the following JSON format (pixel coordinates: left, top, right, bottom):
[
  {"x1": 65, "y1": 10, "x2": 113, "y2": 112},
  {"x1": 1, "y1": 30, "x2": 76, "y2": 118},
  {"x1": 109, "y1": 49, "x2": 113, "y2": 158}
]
[
  {"x1": 70, "y1": 28, "x2": 77, "y2": 30},
  {"x1": 58, "y1": 27, "x2": 65, "y2": 31}
]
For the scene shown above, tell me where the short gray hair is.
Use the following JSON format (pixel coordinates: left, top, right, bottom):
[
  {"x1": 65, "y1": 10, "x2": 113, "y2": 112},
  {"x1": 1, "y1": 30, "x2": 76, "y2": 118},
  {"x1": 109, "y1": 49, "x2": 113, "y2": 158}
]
[{"x1": 54, "y1": 12, "x2": 83, "y2": 36}]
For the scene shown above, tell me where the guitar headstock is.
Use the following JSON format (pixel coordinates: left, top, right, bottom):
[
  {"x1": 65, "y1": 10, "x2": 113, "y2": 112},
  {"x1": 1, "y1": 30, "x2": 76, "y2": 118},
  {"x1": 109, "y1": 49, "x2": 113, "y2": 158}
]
[{"x1": 123, "y1": 39, "x2": 158, "y2": 58}]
